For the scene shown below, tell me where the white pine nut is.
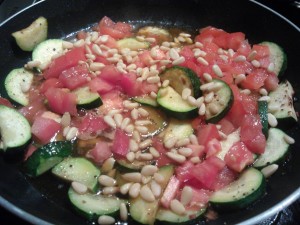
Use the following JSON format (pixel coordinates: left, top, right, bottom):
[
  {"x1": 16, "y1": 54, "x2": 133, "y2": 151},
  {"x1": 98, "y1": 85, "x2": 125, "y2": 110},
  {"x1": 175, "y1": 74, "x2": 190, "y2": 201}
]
[
  {"x1": 170, "y1": 199, "x2": 186, "y2": 215},
  {"x1": 140, "y1": 185, "x2": 156, "y2": 202},
  {"x1": 98, "y1": 215, "x2": 115, "y2": 225},
  {"x1": 71, "y1": 181, "x2": 87, "y2": 195},
  {"x1": 284, "y1": 134, "x2": 295, "y2": 144},
  {"x1": 149, "y1": 147, "x2": 160, "y2": 158},
  {"x1": 129, "y1": 183, "x2": 141, "y2": 198},
  {"x1": 141, "y1": 165, "x2": 158, "y2": 176},
  {"x1": 150, "y1": 180, "x2": 162, "y2": 197},
  {"x1": 164, "y1": 136, "x2": 178, "y2": 149},
  {"x1": 212, "y1": 64, "x2": 223, "y2": 77},
  {"x1": 172, "y1": 56, "x2": 185, "y2": 65},
  {"x1": 120, "y1": 182, "x2": 133, "y2": 195},
  {"x1": 102, "y1": 187, "x2": 119, "y2": 195},
  {"x1": 103, "y1": 115, "x2": 116, "y2": 128},
  {"x1": 120, "y1": 203, "x2": 128, "y2": 221},
  {"x1": 180, "y1": 186, "x2": 193, "y2": 205},
  {"x1": 98, "y1": 175, "x2": 116, "y2": 187},
  {"x1": 122, "y1": 173, "x2": 142, "y2": 183},
  {"x1": 153, "y1": 173, "x2": 165, "y2": 184},
  {"x1": 268, "y1": 113, "x2": 278, "y2": 127},
  {"x1": 166, "y1": 152, "x2": 186, "y2": 164},
  {"x1": 178, "y1": 147, "x2": 193, "y2": 157},
  {"x1": 261, "y1": 164, "x2": 279, "y2": 178}
]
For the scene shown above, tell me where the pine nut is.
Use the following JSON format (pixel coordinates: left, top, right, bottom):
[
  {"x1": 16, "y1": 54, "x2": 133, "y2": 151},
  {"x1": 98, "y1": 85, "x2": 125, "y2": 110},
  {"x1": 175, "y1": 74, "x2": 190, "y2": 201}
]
[
  {"x1": 129, "y1": 183, "x2": 141, "y2": 198},
  {"x1": 122, "y1": 173, "x2": 142, "y2": 183},
  {"x1": 176, "y1": 138, "x2": 190, "y2": 147},
  {"x1": 153, "y1": 173, "x2": 165, "y2": 184},
  {"x1": 261, "y1": 164, "x2": 279, "y2": 178},
  {"x1": 98, "y1": 175, "x2": 116, "y2": 187},
  {"x1": 140, "y1": 185, "x2": 155, "y2": 202},
  {"x1": 197, "y1": 57, "x2": 209, "y2": 66},
  {"x1": 120, "y1": 203, "x2": 128, "y2": 221},
  {"x1": 141, "y1": 165, "x2": 158, "y2": 176},
  {"x1": 172, "y1": 56, "x2": 185, "y2": 65},
  {"x1": 166, "y1": 152, "x2": 186, "y2": 163},
  {"x1": 180, "y1": 186, "x2": 193, "y2": 205},
  {"x1": 178, "y1": 147, "x2": 193, "y2": 157},
  {"x1": 71, "y1": 181, "x2": 88, "y2": 194},
  {"x1": 103, "y1": 115, "x2": 116, "y2": 128},
  {"x1": 164, "y1": 136, "x2": 178, "y2": 149},
  {"x1": 98, "y1": 215, "x2": 115, "y2": 225},
  {"x1": 189, "y1": 134, "x2": 199, "y2": 145},
  {"x1": 268, "y1": 113, "x2": 278, "y2": 127},
  {"x1": 170, "y1": 199, "x2": 186, "y2": 215},
  {"x1": 149, "y1": 147, "x2": 160, "y2": 158},
  {"x1": 212, "y1": 64, "x2": 223, "y2": 77},
  {"x1": 102, "y1": 187, "x2": 119, "y2": 195},
  {"x1": 120, "y1": 182, "x2": 132, "y2": 195},
  {"x1": 284, "y1": 134, "x2": 295, "y2": 144},
  {"x1": 150, "y1": 180, "x2": 162, "y2": 197}
]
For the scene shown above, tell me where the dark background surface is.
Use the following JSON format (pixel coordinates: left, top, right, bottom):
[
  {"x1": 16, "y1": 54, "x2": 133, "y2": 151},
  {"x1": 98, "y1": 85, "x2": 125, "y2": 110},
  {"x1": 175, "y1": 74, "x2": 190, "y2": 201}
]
[{"x1": 0, "y1": 0, "x2": 299, "y2": 224}]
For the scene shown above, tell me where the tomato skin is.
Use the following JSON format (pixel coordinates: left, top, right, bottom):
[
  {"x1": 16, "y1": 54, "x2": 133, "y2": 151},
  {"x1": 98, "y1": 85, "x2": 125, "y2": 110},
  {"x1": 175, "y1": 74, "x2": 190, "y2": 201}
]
[
  {"x1": 98, "y1": 16, "x2": 132, "y2": 39},
  {"x1": 240, "y1": 114, "x2": 266, "y2": 154},
  {"x1": 86, "y1": 141, "x2": 112, "y2": 164},
  {"x1": 0, "y1": 97, "x2": 13, "y2": 108},
  {"x1": 224, "y1": 141, "x2": 254, "y2": 172},
  {"x1": 197, "y1": 124, "x2": 220, "y2": 147},
  {"x1": 111, "y1": 129, "x2": 129, "y2": 159},
  {"x1": 43, "y1": 46, "x2": 86, "y2": 79},
  {"x1": 59, "y1": 64, "x2": 90, "y2": 90},
  {"x1": 161, "y1": 176, "x2": 180, "y2": 208},
  {"x1": 31, "y1": 116, "x2": 61, "y2": 144},
  {"x1": 191, "y1": 156, "x2": 225, "y2": 190},
  {"x1": 40, "y1": 78, "x2": 63, "y2": 94},
  {"x1": 44, "y1": 88, "x2": 77, "y2": 116}
]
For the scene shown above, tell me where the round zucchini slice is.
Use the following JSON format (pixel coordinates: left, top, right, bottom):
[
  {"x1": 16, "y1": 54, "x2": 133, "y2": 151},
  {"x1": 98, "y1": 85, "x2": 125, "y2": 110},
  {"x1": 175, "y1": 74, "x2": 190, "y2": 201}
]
[{"x1": 209, "y1": 167, "x2": 265, "y2": 210}]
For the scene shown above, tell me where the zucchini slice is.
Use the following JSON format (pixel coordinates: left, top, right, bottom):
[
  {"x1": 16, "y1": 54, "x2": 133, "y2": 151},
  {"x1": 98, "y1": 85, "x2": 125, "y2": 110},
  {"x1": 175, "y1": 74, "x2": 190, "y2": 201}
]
[
  {"x1": 68, "y1": 187, "x2": 123, "y2": 221},
  {"x1": 253, "y1": 128, "x2": 290, "y2": 168},
  {"x1": 260, "y1": 41, "x2": 287, "y2": 77},
  {"x1": 52, "y1": 157, "x2": 101, "y2": 191},
  {"x1": 258, "y1": 100, "x2": 269, "y2": 137},
  {"x1": 25, "y1": 141, "x2": 73, "y2": 177},
  {"x1": 0, "y1": 105, "x2": 31, "y2": 151},
  {"x1": 155, "y1": 207, "x2": 206, "y2": 225},
  {"x1": 4, "y1": 68, "x2": 34, "y2": 106},
  {"x1": 209, "y1": 167, "x2": 265, "y2": 210},
  {"x1": 129, "y1": 165, "x2": 174, "y2": 225},
  {"x1": 205, "y1": 79, "x2": 233, "y2": 123},
  {"x1": 132, "y1": 95, "x2": 158, "y2": 107},
  {"x1": 117, "y1": 38, "x2": 150, "y2": 50},
  {"x1": 137, "y1": 26, "x2": 172, "y2": 43},
  {"x1": 159, "y1": 66, "x2": 201, "y2": 98},
  {"x1": 72, "y1": 86, "x2": 102, "y2": 109},
  {"x1": 32, "y1": 39, "x2": 64, "y2": 70},
  {"x1": 12, "y1": 16, "x2": 48, "y2": 51},
  {"x1": 268, "y1": 80, "x2": 298, "y2": 126},
  {"x1": 157, "y1": 86, "x2": 198, "y2": 120}
]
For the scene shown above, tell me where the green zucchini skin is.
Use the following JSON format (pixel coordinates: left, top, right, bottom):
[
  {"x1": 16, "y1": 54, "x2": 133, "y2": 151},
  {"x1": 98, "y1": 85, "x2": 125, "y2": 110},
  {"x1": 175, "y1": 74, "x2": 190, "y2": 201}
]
[
  {"x1": 25, "y1": 141, "x2": 73, "y2": 177},
  {"x1": 205, "y1": 79, "x2": 233, "y2": 123},
  {"x1": 209, "y1": 168, "x2": 266, "y2": 211}
]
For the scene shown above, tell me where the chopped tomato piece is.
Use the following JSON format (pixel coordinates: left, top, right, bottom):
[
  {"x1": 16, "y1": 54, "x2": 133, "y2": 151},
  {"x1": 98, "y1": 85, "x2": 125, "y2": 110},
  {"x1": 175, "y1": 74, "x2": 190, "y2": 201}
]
[
  {"x1": 161, "y1": 176, "x2": 180, "y2": 208},
  {"x1": 59, "y1": 64, "x2": 90, "y2": 90},
  {"x1": 191, "y1": 156, "x2": 225, "y2": 190},
  {"x1": 86, "y1": 141, "x2": 112, "y2": 164},
  {"x1": 224, "y1": 141, "x2": 254, "y2": 172},
  {"x1": 31, "y1": 116, "x2": 61, "y2": 144},
  {"x1": 43, "y1": 46, "x2": 86, "y2": 79},
  {"x1": 98, "y1": 16, "x2": 132, "y2": 39},
  {"x1": 112, "y1": 129, "x2": 129, "y2": 159},
  {"x1": 44, "y1": 88, "x2": 77, "y2": 116}
]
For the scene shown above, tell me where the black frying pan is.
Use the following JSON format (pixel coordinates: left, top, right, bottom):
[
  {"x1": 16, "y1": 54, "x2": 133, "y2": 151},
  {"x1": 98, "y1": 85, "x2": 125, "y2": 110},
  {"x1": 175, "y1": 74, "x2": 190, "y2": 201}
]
[{"x1": 0, "y1": 0, "x2": 300, "y2": 224}]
